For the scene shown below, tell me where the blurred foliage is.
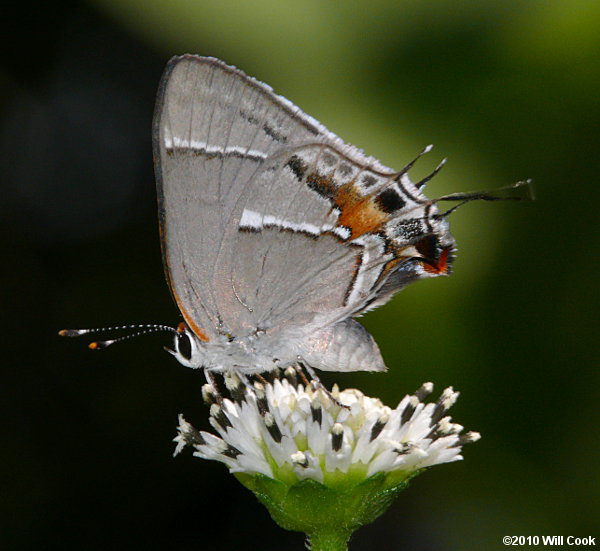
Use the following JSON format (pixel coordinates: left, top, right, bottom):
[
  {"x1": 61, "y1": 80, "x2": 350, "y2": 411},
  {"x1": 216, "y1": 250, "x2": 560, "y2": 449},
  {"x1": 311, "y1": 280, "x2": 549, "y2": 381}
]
[{"x1": 2, "y1": 1, "x2": 598, "y2": 550}]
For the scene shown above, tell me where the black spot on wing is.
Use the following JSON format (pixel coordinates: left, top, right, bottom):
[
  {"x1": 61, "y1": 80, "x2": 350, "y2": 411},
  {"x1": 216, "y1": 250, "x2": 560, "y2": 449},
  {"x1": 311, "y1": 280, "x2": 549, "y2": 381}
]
[
  {"x1": 321, "y1": 151, "x2": 337, "y2": 167},
  {"x1": 263, "y1": 123, "x2": 287, "y2": 143},
  {"x1": 286, "y1": 155, "x2": 308, "y2": 180},
  {"x1": 415, "y1": 235, "x2": 438, "y2": 259},
  {"x1": 241, "y1": 111, "x2": 260, "y2": 125},
  {"x1": 306, "y1": 172, "x2": 336, "y2": 199},
  {"x1": 362, "y1": 174, "x2": 378, "y2": 188},
  {"x1": 238, "y1": 108, "x2": 287, "y2": 143},
  {"x1": 337, "y1": 163, "x2": 353, "y2": 177},
  {"x1": 375, "y1": 188, "x2": 406, "y2": 213}
]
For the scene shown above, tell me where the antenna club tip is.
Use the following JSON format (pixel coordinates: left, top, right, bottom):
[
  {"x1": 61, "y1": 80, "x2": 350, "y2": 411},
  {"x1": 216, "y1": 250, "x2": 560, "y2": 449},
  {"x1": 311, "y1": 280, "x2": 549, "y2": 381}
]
[
  {"x1": 90, "y1": 340, "x2": 113, "y2": 350},
  {"x1": 89, "y1": 341, "x2": 112, "y2": 350},
  {"x1": 59, "y1": 329, "x2": 83, "y2": 337}
]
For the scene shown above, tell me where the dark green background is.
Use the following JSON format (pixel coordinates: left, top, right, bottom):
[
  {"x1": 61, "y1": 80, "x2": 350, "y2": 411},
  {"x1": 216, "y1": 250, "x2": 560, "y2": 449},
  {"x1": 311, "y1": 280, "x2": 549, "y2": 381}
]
[{"x1": 2, "y1": 1, "x2": 598, "y2": 549}]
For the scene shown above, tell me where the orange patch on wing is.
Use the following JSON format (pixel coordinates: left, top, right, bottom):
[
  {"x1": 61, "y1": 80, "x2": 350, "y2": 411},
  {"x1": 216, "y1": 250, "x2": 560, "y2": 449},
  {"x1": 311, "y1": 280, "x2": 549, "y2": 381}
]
[
  {"x1": 182, "y1": 311, "x2": 210, "y2": 342},
  {"x1": 334, "y1": 184, "x2": 389, "y2": 239},
  {"x1": 161, "y1": 234, "x2": 210, "y2": 343},
  {"x1": 171, "y1": 288, "x2": 210, "y2": 342},
  {"x1": 423, "y1": 247, "x2": 450, "y2": 274},
  {"x1": 306, "y1": 171, "x2": 389, "y2": 239}
]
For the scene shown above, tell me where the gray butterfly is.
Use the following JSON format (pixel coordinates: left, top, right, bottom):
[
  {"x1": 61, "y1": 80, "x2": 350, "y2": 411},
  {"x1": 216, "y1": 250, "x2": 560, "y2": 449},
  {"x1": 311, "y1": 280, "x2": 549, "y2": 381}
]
[{"x1": 153, "y1": 55, "x2": 455, "y2": 374}]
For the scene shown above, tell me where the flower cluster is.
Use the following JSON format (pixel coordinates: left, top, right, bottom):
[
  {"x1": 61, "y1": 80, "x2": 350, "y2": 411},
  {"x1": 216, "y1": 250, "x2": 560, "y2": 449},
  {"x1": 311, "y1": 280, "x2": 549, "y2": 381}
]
[{"x1": 174, "y1": 369, "x2": 479, "y2": 485}]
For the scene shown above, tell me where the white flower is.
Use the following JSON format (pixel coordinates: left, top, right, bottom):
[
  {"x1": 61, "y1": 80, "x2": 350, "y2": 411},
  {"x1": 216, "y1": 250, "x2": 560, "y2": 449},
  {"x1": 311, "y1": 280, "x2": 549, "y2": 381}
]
[{"x1": 174, "y1": 370, "x2": 480, "y2": 485}]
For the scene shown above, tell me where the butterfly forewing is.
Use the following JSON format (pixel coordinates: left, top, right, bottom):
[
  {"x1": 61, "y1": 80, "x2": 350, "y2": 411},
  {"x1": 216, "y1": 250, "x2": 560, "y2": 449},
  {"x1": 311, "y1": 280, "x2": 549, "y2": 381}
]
[
  {"x1": 154, "y1": 56, "x2": 337, "y2": 338},
  {"x1": 154, "y1": 55, "x2": 449, "y2": 347}
]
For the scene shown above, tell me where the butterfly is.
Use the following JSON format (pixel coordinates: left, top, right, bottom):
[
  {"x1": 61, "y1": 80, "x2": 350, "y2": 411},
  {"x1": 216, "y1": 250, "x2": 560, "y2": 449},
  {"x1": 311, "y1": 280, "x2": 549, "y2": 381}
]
[{"x1": 61, "y1": 55, "x2": 529, "y2": 375}]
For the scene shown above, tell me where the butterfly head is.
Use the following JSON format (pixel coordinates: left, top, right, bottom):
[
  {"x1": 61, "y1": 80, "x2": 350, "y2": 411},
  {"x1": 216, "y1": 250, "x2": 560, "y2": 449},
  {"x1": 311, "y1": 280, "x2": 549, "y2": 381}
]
[{"x1": 168, "y1": 322, "x2": 206, "y2": 368}]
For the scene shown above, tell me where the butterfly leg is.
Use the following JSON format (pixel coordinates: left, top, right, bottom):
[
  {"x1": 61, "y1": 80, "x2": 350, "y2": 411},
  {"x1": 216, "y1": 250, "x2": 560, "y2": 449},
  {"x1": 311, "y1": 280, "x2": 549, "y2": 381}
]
[
  {"x1": 296, "y1": 361, "x2": 349, "y2": 409},
  {"x1": 294, "y1": 362, "x2": 312, "y2": 387},
  {"x1": 253, "y1": 372, "x2": 270, "y2": 386}
]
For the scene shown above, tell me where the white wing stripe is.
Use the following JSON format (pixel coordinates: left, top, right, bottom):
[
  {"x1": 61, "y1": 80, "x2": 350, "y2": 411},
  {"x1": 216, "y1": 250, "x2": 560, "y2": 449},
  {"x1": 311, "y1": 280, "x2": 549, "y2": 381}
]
[
  {"x1": 164, "y1": 135, "x2": 268, "y2": 161},
  {"x1": 240, "y1": 209, "x2": 350, "y2": 240}
]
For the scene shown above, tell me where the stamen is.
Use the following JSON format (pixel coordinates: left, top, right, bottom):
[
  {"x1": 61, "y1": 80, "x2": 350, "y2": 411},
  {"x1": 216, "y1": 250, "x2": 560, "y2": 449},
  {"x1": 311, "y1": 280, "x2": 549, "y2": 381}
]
[
  {"x1": 204, "y1": 370, "x2": 224, "y2": 405},
  {"x1": 400, "y1": 396, "x2": 419, "y2": 425},
  {"x1": 202, "y1": 384, "x2": 218, "y2": 406},
  {"x1": 253, "y1": 382, "x2": 268, "y2": 416},
  {"x1": 395, "y1": 442, "x2": 417, "y2": 455},
  {"x1": 210, "y1": 404, "x2": 232, "y2": 430},
  {"x1": 451, "y1": 431, "x2": 481, "y2": 447},
  {"x1": 331, "y1": 423, "x2": 344, "y2": 452},
  {"x1": 182, "y1": 426, "x2": 206, "y2": 447},
  {"x1": 283, "y1": 366, "x2": 298, "y2": 387},
  {"x1": 430, "y1": 388, "x2": 459, "y2": 426},
  {"x1": 222, "y1": 444, "x2": 242, "y2": 459},
  {"x1": 415, "y1": 382, "x2": 434, "y2": 401},
  {"x1": 311, "y1": 404, "x2": 323, "y2": 426},
  {"x1": 264, "y1": 413, "x2": 283, "y2": 443},
  {"x1": 225, "y1": 372, "x2": 245, "y2": 403},
  {"x1": 291, "y1": 451, "x2": 309, "y2": 468},
  {"x1": 370, "y1": 412, "x2": 390, "y2": 441}
]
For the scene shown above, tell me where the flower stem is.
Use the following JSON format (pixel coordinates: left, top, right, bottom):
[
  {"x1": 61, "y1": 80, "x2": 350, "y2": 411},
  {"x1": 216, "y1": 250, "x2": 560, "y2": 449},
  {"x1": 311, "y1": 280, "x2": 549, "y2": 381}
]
[{"x1": 307, "y1": 529, "x2": 352, "y2": 551}]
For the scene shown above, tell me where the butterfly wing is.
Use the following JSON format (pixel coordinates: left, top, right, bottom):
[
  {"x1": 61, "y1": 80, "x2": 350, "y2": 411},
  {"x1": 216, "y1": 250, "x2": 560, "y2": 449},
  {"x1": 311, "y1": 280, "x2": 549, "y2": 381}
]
[
  {"x1": 154, "y1": 56, "x2": 333, "y2": 339},
  {"x1": 218, "y1": 143, "x2": 397, "y2": 335},
  {"x1": 155, "y1": 55, "x2": 453, "y2": 350}
]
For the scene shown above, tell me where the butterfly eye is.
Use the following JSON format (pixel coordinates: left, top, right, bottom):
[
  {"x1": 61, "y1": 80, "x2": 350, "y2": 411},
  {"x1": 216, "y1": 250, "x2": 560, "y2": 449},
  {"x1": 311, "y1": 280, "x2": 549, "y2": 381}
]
[{"x1": 177, "y1": 332, "x2": 193, "y2": 361}]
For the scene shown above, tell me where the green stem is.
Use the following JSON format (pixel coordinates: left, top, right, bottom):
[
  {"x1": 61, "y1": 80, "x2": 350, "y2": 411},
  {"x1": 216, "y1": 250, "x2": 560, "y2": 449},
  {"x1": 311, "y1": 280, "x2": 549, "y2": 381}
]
[{"x1": 307, "y1": 529, "x2": 352, "y2": 551}]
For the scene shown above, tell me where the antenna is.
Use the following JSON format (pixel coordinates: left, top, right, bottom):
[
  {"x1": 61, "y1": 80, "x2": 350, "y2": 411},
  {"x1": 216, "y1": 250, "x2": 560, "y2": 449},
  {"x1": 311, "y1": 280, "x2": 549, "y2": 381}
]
[{"x1": 58, "y1": 324, "x2": 177, "y2": 350}]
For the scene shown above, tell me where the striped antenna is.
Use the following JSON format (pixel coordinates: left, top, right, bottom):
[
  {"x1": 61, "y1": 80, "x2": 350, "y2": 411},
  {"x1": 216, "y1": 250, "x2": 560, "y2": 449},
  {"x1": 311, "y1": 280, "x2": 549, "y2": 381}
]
[{"x1": 58, "y1": 324, "x2": 177, "y2": 350}]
